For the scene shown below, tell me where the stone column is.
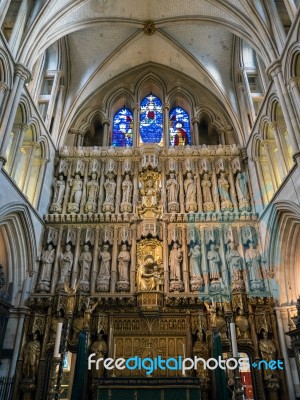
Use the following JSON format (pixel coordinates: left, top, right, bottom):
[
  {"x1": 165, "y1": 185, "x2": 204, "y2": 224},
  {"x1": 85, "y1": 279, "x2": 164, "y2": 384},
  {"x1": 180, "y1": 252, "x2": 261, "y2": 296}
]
[
  {"x1": 218, "y1": 128, "x2": 226, "y2": 145},
  {"x1": 8, "y1": 0, "x2": 30, "y2": 57},
  {"x1": 269, "y1": 122, "x2": 289, "y2": 175},
  {"x1": 130, "y1": 224, "x2": 137, "y2": 294},
  {"x1": 33, "y1": 157, "x2": 48, "y2": 208},
  {"x1": 262, "y1": 141, "x2": 280, "y2": 189},
  {"x1": 0, "y1": 82, "x2": 9, "y2": 117},
  {"x1": 51, "y1": 85, "x2": 65, "y2": 141},
  {"x1": 263, "y1": 0, "x2": 286, "y2": 50},
  {"x1": 51, "y1": 227, "x2": 64, "y2": 293},
  {"x1": 71, "y1": 228, "x2": 82, "y2": 287},
  {"x1": 91, "y1": 228, "x2": 100, "y2": 295},
  {"x1": 236, "y1": 82, "x2": 252, "y2": 134},
  {"x1": 268, "y1": 61, "x2": 300, "y2": 151},
  {"x1": 110, "y1": 226, "x2": 119, "y2": 293},
  {"x1": 0, "y1": 64, "x2": 31, "y2": 168},
  {"x1": 7, "y1": 123, "x2": 28, "y2": 175},
  {"x1": 102, "y1": 118, "x2": 111, "y2": 146},
  {"x1": 0, "y1": 0, "x2": 12, "y2": 26},
  {"x1": 75, "y1": 130, "x2": 84, "y2": 147},
  {"x1": 253, "y1": 157, "x2": 268, "y2": 207},
  {"x1": 132, "y1": 103, "x2": 140, "y2": 147},
  {"x1": 161, "y1": 159, "x2": 167, "y2": 213},
  {"x1": 192, "y1": 117, "x2": 200, "y2": 145},
  {"x1": 163, "y1": 102, "x2": 170, "y2": 146},
  {"x1": 288, "y1": 77, "x2": 300, "y2": 119},
  {"x1": 282, "y1": 0, "x2": 297, "y2": 19},
  {"x1": 181, "y1": 226, "x2": 189, "y2": 292}
]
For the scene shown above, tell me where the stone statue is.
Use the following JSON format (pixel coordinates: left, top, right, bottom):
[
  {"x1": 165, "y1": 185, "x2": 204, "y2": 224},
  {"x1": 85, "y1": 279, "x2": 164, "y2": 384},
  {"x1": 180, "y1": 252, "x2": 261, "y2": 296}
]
[
  {"x1": 235, "y1": 172, "x2": 248, "y2": 202},
  {"x1": 69, "y1": 174, "x2": 83, "y2": 204},
  {"x1": 189, "y1": 244, "x2": 203, "y2": 291},
  {"x1": 226, "y1": 242, "x2": 243, "y2": 283},
  {"x1": 116, "y1": 244, "x2": 130, "y2": 291},
  {"x1": 68, "y1": 174, "x2": 83, "y2": 213},
  {"x1": 85, "y1": 173, "x2": 99, "y2": 213},
  {"x1": 207, "y1": 244, "x2": 221, "y2": 281},
  {"x1": 79, "y1": 244, "x2": 92, "y2": 291},
  {"x1": 245, "y1": 242, "x2": 264, "y2": 290},
  {"x1": 189, "y1": 244, "x2": 201, "y2": 278},
  {"x1": 83, "y1": 299, "x2": 98, "y2": 328},
  {"x1": 57, "y1": 244, "x2": 73, "y2": 286},
  {"x1": 121, "y1": 174, "x2": 133, "y2": 204},
  {"x1": 103, "y1": 173, "x2": 116, "y2": 213},
  {"x1": 166, "y1": 172, "x2": 179, "y2": 211},
  {"x1": 169, "y1": 243, "x2": 183, "y2": 281},
  {"x1": 141, "y1": 178, "x2": 158, "y2": 207},
  {"x1": 259, "y1": 330, "x2": 277, "y2": 379},
  {"x1": 22, "y1": 333, "x2": 41, "y2": 379},
  {"x1": 193, "y1": 330, "x2": 209, "y2": 380},
  {"x1": 136, "y1": 255, "x2": 157, "y2": 291},
  {"x1": 37, "y1": 244, "x2": 55, "y2": 292},
  {"x1": 218, "y1": 172, "x2": 232, "y2": 210},
  {"x1": 235, "y1": 308, "x2": 250, "y2": 339},
  {"x1": 50, "y1": 175, "x2": 65, "y2": 213},
  {"x1": 90, "y1": 333, "x2": 107, "y2": 378},
  {"x1": 96, "y1": 244, "x2": 111, "y2": 292},
  {"x1": 201, "y1": 173, "x2": 213, "y2": 203},
  {"x1": 184, "y1": 172, "x2": 197, "y2": 212}
]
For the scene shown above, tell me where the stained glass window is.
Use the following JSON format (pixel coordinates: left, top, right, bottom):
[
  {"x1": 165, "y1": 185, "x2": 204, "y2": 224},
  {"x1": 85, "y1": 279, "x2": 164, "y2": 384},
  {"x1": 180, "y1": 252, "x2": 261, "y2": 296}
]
[
  {"x1": 169, "y1": 107, "x2": 191, "y2": 146},
  {"x1": 112, "y1": 108, "x2": 133, "y2": 147},
  {"x1": 139, "y1": 94, "x2": 163, "y2": 145}
]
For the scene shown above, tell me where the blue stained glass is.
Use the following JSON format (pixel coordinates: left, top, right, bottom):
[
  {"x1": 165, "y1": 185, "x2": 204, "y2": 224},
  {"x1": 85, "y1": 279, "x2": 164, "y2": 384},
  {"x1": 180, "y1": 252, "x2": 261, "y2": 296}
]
[
  {"x1": 112, "y1": 108, "x2": 133, "y2": 147},
  {"x1": 139, "y1": 94, "x2": 163, "y2": 145},
  {"x1": 169, "y1": 107, "x2": 191, "y2": 146}
]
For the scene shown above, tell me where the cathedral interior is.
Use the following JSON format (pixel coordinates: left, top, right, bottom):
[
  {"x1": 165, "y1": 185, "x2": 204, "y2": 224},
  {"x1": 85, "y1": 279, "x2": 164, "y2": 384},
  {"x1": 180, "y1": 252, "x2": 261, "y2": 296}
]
[{"x1": 0, "y1": 1, "x2": 300, "y2": 399}]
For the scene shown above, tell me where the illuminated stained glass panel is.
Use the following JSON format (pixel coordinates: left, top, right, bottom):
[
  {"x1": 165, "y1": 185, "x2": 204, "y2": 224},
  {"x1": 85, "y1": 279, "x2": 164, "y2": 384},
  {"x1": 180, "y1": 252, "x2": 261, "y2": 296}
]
[
  {"x1": 139, "y1": 94, "x2": 163, "y2": 145},
  {"x1": 112, "y1": 108, "x2": 133, "y2": 147},
  {"x1": 169, "y1": 107, "x2": 191, "y2": 146}
]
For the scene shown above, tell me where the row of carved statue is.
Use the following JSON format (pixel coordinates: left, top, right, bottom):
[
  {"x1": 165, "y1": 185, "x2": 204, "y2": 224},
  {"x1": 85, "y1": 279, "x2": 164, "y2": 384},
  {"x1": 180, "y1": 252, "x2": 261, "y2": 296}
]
[
  {"x1": 36, "y1": 236, "x2": 268, "y2": 295},
  {"x1": 50, "y1": 168, "x2": 251, "y2": 216}
]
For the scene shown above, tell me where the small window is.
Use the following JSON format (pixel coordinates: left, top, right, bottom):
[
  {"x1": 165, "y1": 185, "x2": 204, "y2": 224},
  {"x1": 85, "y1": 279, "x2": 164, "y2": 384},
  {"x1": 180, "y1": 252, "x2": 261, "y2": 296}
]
[
  {"x1": 41, "y1": 77, "x2": 54, "y2": 95},
  {"x1": 38, "y1": 102, "x2": 49, "y2": 120},
  {"x1": 169, "y1": 107, "x2": 191, "y2": 146},
  {"x1": 112, "y1": 108, "x2": 133, "y2": 147}
]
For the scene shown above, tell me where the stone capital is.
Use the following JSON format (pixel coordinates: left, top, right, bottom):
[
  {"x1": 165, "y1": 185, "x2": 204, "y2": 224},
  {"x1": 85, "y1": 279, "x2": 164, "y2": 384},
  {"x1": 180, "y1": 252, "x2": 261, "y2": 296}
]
[
  {"x1": 102, "y1": 118, "x2": 111, "y2": 126},
  {"x1": 14, "y1": 63, "x2": 32, "y2": 83},
  {"x1": 69, "y1": 128, "x2": 84, "y2": 136},
  {"x1": 0, "y1": 81, "x2": 9, "y2": 91},
  {"x1": 132, "y1": 102, "x2": 140, "y2": 111},
  {"x1": 288, "y1": 77, "x2": 300, "y2": 89},
  {"x1": 191, "y1": 116, "x2": 200, "y2": 124},
  {"x1": 266, "y1": 60, "x2": 282, "y2": 79},
  {"x1": 162, "y1": 102, "x2": 170, "y2": 111},
  {"x1": 269, "y1": 122, "x2": 278, "y2": 131}
]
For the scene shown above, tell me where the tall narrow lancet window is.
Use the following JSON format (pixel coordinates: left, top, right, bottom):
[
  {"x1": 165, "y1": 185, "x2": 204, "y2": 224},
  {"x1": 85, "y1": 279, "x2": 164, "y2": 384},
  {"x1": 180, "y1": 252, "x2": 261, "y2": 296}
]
[
  {"x1": 169, "y1": 107, "x2": 191, "y2": 146},
  {"x1": 112, "y1": 108, "x2": 133, "y2": 147},
  {"x1": 139, "y1": 94, "x2": 163, "y2": 145}
]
